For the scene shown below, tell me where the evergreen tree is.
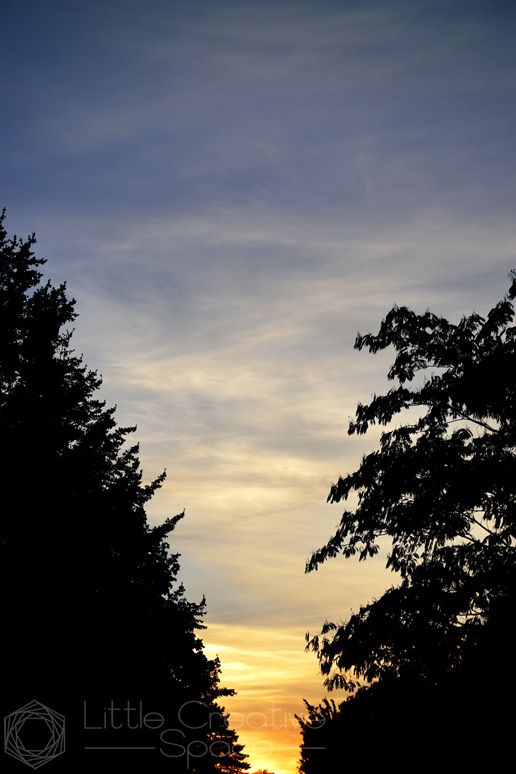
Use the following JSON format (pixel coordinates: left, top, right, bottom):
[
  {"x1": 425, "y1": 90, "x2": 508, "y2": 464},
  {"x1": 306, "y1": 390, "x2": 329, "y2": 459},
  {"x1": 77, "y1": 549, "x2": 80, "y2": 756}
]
[{"x1": 0, "y1": 210, "x2": 248, "y2": 772}]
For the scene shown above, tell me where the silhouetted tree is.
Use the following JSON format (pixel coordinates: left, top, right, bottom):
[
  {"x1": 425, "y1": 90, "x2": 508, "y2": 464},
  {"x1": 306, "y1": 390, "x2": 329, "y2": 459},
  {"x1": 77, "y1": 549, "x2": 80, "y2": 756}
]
[
  {"x1": 302, "y1": 273, "x2": 516, "y2": 769},
  {"x1": 296, "y1": 698, "x2": 349, "y2": 774},
  {"x1": 0, "y1": 210, "x2": 248, "y2": 772}
]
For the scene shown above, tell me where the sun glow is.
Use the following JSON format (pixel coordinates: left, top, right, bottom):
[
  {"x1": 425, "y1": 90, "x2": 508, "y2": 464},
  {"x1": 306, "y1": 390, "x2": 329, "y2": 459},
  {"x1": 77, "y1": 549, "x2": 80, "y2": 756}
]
[{"x1": 203, "y1": 624, "x2": 345, "y2": 774}]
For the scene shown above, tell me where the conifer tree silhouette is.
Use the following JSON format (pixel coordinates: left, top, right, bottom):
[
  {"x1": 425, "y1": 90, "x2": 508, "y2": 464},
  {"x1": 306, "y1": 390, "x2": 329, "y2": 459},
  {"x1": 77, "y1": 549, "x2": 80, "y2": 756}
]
[{"x1": 0, "y1": 210, "x2": 248, "y2": 772}]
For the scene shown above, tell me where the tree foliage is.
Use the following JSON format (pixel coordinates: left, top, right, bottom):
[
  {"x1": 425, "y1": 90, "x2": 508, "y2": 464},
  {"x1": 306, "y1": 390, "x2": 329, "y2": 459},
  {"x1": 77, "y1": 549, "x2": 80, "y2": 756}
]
[
  {"x1": 0, "y1": 210, "x2": 248, "y2": 772},
  {"x1": 300, "y1": 274, "x2": 516, "y2": 768},
  {"x1": 306, "y1": 273, "x2": 516, "y2": 691}
]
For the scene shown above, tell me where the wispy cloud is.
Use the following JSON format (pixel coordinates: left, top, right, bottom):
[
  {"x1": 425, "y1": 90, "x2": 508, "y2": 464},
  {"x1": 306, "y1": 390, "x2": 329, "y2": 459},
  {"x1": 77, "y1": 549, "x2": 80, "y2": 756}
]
[{"x1": 2, "y1": 2, "x2": 516, "y2": 771}]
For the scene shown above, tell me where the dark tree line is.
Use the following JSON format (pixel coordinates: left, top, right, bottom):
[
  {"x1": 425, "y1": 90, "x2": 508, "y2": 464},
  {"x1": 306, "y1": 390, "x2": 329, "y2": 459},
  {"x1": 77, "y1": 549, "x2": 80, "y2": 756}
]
[
  {"x1": 0, "y1": 210, "x2": 248, "y2": 772},
  {"x1": 299, "y1": 273, "x2": 516, "y2": 771}
]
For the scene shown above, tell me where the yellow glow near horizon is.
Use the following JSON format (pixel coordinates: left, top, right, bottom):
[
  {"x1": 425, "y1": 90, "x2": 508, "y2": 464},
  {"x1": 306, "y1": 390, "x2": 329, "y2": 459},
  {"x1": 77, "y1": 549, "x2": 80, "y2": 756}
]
[{"x1": 203, "y1": 624, "x2": 346, "y2": 774}]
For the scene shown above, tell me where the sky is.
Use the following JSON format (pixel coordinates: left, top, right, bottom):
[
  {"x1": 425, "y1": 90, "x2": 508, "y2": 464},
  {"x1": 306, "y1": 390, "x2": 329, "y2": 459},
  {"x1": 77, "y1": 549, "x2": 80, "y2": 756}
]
[{"x1": 2, "y1": 0, "x2": 516, "y2": 771}]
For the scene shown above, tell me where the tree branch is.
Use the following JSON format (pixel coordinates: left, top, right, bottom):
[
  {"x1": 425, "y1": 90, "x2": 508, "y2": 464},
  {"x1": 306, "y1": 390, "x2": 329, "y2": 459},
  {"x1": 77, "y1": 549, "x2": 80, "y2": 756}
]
[{"x1": 453, "y1": 411, "x2": 498, "y2": 434}]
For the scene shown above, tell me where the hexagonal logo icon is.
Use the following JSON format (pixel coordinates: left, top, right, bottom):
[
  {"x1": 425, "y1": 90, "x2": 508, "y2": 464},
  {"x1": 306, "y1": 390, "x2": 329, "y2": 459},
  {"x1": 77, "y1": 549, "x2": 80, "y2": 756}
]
[{"x1": 4, "y1": 700, "x2": 65, "y2": 769}]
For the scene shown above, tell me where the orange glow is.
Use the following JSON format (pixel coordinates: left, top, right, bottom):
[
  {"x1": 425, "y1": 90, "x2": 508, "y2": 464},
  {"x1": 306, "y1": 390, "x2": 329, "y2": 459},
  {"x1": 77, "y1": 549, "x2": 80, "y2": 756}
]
[{"x1": 203, "y1": 624, "x2": 346, "y2": 774}]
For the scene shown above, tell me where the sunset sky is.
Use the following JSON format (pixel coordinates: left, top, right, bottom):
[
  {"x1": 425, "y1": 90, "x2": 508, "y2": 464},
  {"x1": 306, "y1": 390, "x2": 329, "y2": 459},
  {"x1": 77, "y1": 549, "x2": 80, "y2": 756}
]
[{"x1": 2, "y1": 1, "x2": 516, "y2": 771}]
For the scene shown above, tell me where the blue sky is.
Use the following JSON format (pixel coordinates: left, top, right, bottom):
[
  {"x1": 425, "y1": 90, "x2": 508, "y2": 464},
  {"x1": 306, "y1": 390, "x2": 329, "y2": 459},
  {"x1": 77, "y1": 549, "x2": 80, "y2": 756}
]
[{"x1": 2, "y1": 1, "x2": 516, "y2": 771}]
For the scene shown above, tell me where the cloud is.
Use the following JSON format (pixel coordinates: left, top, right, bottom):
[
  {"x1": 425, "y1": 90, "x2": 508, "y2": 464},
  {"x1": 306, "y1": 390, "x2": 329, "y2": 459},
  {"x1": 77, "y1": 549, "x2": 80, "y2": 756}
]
[
  {"x1": 5, "y1": 0, "x2": 516, "y2": 228},
  {"x1": 2, "y1": 4, "x2": 516, "y2": 771}
]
